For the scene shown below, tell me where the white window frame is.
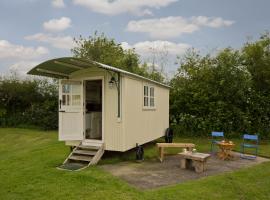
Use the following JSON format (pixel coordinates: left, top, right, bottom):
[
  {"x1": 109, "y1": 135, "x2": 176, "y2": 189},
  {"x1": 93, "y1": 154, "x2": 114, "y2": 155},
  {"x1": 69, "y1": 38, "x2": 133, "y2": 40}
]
[
  {"x1": 143, "y1": 84, "x2": 156, "y2": 110},
  {"x1": 60, "y1": 80, "x2": 82, "y2": 110}
]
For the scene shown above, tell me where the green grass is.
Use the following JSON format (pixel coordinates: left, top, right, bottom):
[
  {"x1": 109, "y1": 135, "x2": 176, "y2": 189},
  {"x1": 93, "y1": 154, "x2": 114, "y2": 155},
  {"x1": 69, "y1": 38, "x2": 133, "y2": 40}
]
[{"x1": 0, "y1": 128, "x2": 270, "y2": 200}]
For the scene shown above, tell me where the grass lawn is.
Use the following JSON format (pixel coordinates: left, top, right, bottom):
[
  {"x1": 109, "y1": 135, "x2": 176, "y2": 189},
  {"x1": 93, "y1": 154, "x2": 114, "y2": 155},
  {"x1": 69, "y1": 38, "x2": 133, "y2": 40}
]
[{"x1": 0, "y1": 128, "x2": 270, "y2": 200}]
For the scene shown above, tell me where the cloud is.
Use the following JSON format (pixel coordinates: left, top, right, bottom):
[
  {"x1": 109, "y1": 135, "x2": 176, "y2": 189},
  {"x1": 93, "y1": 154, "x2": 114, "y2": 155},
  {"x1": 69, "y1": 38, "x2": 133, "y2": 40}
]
[
  {"x1": 52, "y1": 0, "x2": 65, "y2": 8},
  {"x1": 121, "y1": 40, "x2": 190, "y2": 56},
  {"x1": 43, "y1": 17, "x2": 71, "y2": 32},
  {"x1": 25, "y1": 33, "x2": 75, "y2": 50},
  {"x1": 0, "y1": 40, "x2": 49, "y2": 60},
  {"x1": 191, "y1": 16, "x2": 235, "y2": 28},
  {"x1": 9, "y1": 61, "x2": 40, "y2": 76},
  {"x1": 72, "y1": 0, "x2": 177, "y2": 16},
  {"x1": 126, "y1": 16, "x2": 235, "y2": 39},
  {"x1": 122, "y1": 40, "x2": 190, "y2": 77}
]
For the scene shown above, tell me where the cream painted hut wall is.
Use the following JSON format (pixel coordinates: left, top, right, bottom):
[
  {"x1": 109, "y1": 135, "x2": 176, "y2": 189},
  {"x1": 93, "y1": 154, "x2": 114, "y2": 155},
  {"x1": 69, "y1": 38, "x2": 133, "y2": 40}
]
[
  {"x1": 68, "y1": 67, "x2": 124, "y2": 151},
  {"x1": 64, "y1": 67, "x2": 169, "y2": 152},
  {"x1": 122, "y1": 75, "x2": 169, "y2": 151}
]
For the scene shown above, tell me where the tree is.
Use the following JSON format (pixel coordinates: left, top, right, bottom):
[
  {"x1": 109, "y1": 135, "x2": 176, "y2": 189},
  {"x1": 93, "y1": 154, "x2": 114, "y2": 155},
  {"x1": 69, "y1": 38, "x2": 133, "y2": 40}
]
[
  {"x1": 242, "y1": 32, "x2": 270, "y2": 92},
  {"x1": 72, "y1": 32, "x2": 142, "y2": 74},
  {"x1": 242, "y1": 33, "x2": 270, "y2": 137},
  {"x1": 71, "y1": 32, "x2": 165, "y2": 82},
  {"x1": 170, "y1": 48, "x2": 252, "y2": 137}
]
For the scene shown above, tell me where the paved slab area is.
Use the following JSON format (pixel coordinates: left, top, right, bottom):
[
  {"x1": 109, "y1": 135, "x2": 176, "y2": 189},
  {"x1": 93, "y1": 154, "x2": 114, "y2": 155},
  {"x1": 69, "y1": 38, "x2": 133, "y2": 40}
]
[{"x1": 100, "y1": 153, "x2": 269, "y2": 190}]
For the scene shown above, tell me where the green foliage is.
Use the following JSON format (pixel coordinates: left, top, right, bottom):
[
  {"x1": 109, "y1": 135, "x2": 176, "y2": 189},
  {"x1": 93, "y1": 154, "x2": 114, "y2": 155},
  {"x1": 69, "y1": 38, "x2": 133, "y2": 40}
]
[
  {"x1": 71, "y1": 31, "x2": 165, "y2": 82},
  {"x1": 170, "y1": 33, "x2": 270, "y2": 139},
  {"x1": 0, "y1": 76, "x2": 58, "y2": 130},
  {"x1": 2, "y1": 32, "x2": 269, "y2": 135}
]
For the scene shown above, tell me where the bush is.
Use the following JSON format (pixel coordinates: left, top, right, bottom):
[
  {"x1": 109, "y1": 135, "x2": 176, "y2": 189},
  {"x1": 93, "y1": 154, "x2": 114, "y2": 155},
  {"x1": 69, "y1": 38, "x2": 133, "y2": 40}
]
[
  {"x1": 0, "y1": 75, "x2": 58, "y2": 130},
  {"x1": 170, "y1": 33, "x2": 270, "y2": 139}
]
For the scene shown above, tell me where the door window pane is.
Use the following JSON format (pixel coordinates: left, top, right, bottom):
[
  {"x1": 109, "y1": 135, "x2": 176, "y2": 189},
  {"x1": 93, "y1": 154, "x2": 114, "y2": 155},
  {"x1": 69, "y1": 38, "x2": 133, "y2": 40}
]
[
  {"x1": 62, "y1": 94, "x2": 70, "y2": 106},
  {"x1": 72, "y1": 84, "x2": 81, "y2": 94},
  {"x1": 62, "y1": 95, "x2": 66, "y2": 105},
  {"x1": 72, "y1": 95, "x2": 81, "y2": 106},
  {"x1": 66, "y1": 95, "x2": 70, "y2": 105},
  {"x1": 62, "y1": 84, "x2": 70, "y2": 93}
]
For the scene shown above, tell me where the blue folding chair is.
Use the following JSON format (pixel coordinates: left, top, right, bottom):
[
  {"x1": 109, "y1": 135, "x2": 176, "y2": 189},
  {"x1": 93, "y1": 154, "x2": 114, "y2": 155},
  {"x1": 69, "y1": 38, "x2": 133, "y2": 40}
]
[
  {"x1": 241, "y1": 134, "x2": 259, "y2": 159},
  {"x1": 211, "y1": 131, "x2": 224, "y2": 154}
]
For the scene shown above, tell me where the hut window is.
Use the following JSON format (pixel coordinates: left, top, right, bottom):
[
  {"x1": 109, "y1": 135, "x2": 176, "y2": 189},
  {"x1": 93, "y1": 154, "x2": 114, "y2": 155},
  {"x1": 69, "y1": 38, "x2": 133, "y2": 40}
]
[
  {"x1": 144, "y1": 86, "x2": 149, "y2": 107},
  {"x1": 143, "y1": 85, "x2": 155, "y2": 108},
  {"x1": 150, "y1": 87, "x2": 155, "y2": 107},
  {"x1": 61, "y1": 84, "x2": 81, "y2": 106}
]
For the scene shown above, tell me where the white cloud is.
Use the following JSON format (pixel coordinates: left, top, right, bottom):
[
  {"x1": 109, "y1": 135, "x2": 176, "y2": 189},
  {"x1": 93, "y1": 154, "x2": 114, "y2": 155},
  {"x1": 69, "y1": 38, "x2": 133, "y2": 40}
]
[
  {"x1": 191, "y1": 16, "x2": 235, "y2": 28},
  {"x1": 52, "y1": 0, "x2": 65, "y2": 8},
  {"x1": 121, "y1": 40, "x2": 190, "y2": 56},
  {"x1": 9, "y1": 61, "x2": 40, "y2": 76},
  {"x1": 122, "y1": 40, "x2": 190, "y2": 77},
  {"x1": 0, "y1": 40, "x2": 49, "y2": 60},
  {"x1": 72, "y1": 0, "x2": 177, "y2": 16},
  {"x1": 25, "y1": 33, "x2": 75, "y2": 50},
  {"x1": 126, "y1": 16, "x2": 235, "y2": 39},
  {"x1": 43, "y1": 17, "x2": 71, "y2": 32}
]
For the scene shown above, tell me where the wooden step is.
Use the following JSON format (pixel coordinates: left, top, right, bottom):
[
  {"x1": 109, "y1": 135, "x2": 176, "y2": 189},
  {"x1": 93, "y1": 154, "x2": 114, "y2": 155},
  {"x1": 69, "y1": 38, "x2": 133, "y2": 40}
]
[
  {"x1": 69, "y1": 155, "x2": 92, "y2": 162},
  {"x1": 61, "y1": 143, "x2": 105, "y2": 170},
  {"x1": 73, "y1": 149, "x2": 97, "y2": 156},
  {"x1": 78, "y1": 145, "x2": 100, "y2": 150}
]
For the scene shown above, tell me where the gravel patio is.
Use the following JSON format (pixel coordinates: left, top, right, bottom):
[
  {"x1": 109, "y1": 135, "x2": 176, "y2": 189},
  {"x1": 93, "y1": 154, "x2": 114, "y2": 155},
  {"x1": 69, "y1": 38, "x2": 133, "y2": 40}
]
[{"x1": 100, "y1": 152, "x2": 269, "y2": 190}]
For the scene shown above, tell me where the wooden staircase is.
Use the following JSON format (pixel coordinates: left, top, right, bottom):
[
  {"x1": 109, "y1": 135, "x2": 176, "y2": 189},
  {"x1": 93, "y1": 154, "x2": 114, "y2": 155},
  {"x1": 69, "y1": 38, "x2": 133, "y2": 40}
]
[{"x1": 63, "y1": 143, "x2": 105, "y2": 169}]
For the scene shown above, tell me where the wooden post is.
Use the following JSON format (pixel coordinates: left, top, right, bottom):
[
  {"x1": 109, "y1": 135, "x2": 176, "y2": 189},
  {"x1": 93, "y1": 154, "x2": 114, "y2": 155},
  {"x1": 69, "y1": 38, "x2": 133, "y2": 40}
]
[
  {"x1": 186, "y1": 159, "x2": 193, "y2": 169},
  {"x1": 187, "y1": 147, "x2": 193, "y2": 152},
  {"x1": 158, "y1": 147, "x2": 165, "y2": 162},
  {"x1": 193, "y1": 161, "x2": 204, "y2": 173},
  {"x1": 180, "y1": 158, "x2": 186, "y2": 169},
  {"x1": 160, "y1": 147, "x2": 164, "y2": 162}
]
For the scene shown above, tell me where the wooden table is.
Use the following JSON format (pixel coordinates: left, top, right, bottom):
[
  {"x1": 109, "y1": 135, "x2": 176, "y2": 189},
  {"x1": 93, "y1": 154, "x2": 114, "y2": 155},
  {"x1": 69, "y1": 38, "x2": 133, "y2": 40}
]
[
  {"x1": 157, "y1": 143, "x2": 195, "y2": 162},
  {"x1": 217, "y1": 142, "x2": 235, "y2": 160},
  {"x1": 178, "y1": 152, "x2": 211, "y2": 173}
]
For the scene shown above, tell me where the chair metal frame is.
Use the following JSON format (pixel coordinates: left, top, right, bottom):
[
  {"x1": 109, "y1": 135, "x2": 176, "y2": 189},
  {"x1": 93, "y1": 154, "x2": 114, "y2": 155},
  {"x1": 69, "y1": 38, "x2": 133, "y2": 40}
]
[
  {"x1": 211, "y1": 131, "x2": 224, "y2": 154},
  {"x1": 241, "y1": 134, "x2": 259, "y2": 160}
]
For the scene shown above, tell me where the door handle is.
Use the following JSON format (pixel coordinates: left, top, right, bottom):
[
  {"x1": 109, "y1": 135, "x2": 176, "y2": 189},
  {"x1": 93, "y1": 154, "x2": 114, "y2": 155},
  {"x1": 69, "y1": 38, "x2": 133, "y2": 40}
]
[
  {"x1": 59, "y1": 99, "x2": 62, "y2": 109},
  {"x1": 59, "y1": 110, "x2": 65, "y2": 112}
]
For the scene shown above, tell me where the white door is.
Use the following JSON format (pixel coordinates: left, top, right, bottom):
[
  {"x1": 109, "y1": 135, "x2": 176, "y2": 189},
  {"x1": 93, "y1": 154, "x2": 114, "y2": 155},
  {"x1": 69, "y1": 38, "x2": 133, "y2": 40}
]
[{"x1": 59, "y1": 80, "x2": 84, "y2": 141}]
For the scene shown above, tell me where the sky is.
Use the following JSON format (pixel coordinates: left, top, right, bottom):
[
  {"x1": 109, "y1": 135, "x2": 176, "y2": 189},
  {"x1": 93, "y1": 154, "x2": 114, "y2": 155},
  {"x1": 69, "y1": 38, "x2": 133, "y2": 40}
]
[{"x1": 0, "y1": 0, "x2": 269, "y2": 76}]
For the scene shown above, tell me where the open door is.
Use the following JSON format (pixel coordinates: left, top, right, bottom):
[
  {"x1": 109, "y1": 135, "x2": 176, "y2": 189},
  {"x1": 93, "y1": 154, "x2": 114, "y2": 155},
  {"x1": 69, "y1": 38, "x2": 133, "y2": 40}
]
[
  {"x1": 84, "y1": 80, "x2": 103, "y2": 142},
  {"x1": 59, "y1": 80, "x2": 84, "y2": 141}
]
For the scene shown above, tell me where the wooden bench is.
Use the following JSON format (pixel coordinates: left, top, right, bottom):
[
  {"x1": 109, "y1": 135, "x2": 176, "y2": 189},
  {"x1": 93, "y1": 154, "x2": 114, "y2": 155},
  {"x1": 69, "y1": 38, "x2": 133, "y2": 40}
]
[
  {"x1": 178, "y1": 152, "x2": 211, "y2": 173},
  {"x1": 156, "y1": 143, "x2": 195, "y2": 162}
]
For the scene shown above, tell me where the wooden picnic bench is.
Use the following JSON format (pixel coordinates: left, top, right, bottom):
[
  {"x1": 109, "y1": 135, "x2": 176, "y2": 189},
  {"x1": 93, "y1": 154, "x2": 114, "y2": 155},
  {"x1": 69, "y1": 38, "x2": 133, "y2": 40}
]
[
  {"x1": 178, "y1": 152, "x2": 211, "y2": 173},
  {"x1": 156, "y1": 143, "x2": 195, "y2": 162}
]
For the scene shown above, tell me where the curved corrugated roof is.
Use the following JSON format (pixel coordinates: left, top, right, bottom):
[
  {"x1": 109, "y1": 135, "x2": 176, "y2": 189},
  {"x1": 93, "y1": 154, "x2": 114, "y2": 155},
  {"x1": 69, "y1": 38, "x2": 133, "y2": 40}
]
[{"x1": 27, "y1": 57, "x2": 170, "y2": 88}]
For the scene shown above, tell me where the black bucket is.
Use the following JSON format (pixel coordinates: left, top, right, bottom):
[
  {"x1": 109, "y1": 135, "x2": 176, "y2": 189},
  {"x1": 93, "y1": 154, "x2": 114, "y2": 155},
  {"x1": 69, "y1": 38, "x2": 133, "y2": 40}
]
[
  {"x1": 135, "y1": 143, "x2": 144, "y2": 161},
  {"x1": 165, "y1": 128, "x2": 173, "y2": 143}
]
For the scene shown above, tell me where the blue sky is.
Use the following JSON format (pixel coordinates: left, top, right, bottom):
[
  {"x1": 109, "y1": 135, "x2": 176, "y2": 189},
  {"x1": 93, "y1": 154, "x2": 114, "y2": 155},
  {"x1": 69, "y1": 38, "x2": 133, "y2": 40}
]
[{"x1": 0, "y1": 0, "x2": 269, "y2": 76}]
